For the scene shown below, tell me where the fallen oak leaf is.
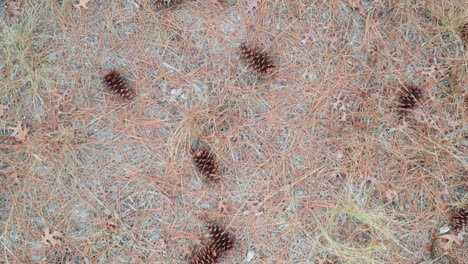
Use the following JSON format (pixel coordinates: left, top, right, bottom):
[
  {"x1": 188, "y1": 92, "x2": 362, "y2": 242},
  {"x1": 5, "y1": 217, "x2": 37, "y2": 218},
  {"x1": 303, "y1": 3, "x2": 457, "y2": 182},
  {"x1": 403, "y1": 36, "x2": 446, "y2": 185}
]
[
  {"x1": 246, "y1": 0, "x2": 261, "y2": 13},
  {"x1": 369, "y1": 47, "x2": 378, "y2": 67},
  {"x1": 0, "y1": 104, "x2": 8, "y2": 118},
  {"x1": 384, "y1": 186, "x2": 398, "y2": 203},
  {"x1": 8, "y1": 121, "x2": 28, "y2": 142},
  {"x1": 6, "y1": 169, "x2": 20, "y2": 187},
  {"x1": 6, "y1": 1, "x2": 21, "y2": 23},
  {"x1": 301, "y1": 28, "x2": 319, "y2": 44},
  {"x1": 106, "y1": 218, "x2": 119, "y2": 233},
  {"x1": 438, "y1": 232, "x2": 463, "y2": 251},
  {"x1": 210, "y1": 0, "x2": 224, "y2": 8},
  {"x1": 74, "y1": 0, "x2": 91, "y2": 9},
  {"x1": 243, "y1": 200, "x2": 264, "y2": 216},
  {"x1": 218, "y1": 199, "x2": 230, "y2": 215},
  {"x1": 154, "y1": 238, "x2": 167, "y2": 257},
  {"x1": 345, "y1": 0, "x2": 361, "y2": 8},
  {"x1": 315, "y1": 255, "x2": 339, "y2": 264},
  {"x1": 344, "y1": 0, "x2": 364, "y2": 13},
  {"x1": 41, "y1": 227, "x2": 63, "y2": 247}
]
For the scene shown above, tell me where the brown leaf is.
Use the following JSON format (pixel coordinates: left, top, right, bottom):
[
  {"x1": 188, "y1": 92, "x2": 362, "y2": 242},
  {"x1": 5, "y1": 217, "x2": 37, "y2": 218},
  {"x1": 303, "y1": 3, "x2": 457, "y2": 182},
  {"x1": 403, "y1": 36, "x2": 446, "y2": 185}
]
[
  {"x1": 369, "y1": 47, "x2": 378, "y2": 67},
  {"x1": 246, "y1": 0, "x2": 261, "y2": 13},
  {"x1": 8, "y1": 121, "x2": 28, "y2": 142},
  {"x1": 6, "y1": 1, "x2": 21, "y2": 23},
  {"x1": 345, "y1": 0, "x2": 362, "y2": 9},
  {"x1": 218, "y1": 200, "x2": 230, "y2": 215},
  {"x1": 106, "y1": 219, "x2": 119, "y2": 233},
  {"x1": 243, "y1": 200, "x2": 264, "y2": 216},
  {"x1": 344, "y1": 0, "x2": 364, "y2": 13},
  {"x1": 315, "y1": 256, "x2": 339, "y2": 264},
  {"x1": 438, "y1": 232, "x2": 463, "y2": 251},
  {"x1": 41, "y1": 227, "x2": 63, "y2": 247},
  {"x1": 384, "y1": 186, "x2": 398, "y2": 202},
  {"x1": 6, "y1": 169, "x2": 20, "y2": 187},
  {"x1": 210, "y1": 0, "x2": 224, "y2": 8},
  {"x1": 0, "y1": 104, "x2": 8, "y2": 118},
  {"x1": 301, "y1": 28, "x2": 319, "y2": 44},
  {"x1": 74, "y1": 0, "x2": 91, "y2": 9}
]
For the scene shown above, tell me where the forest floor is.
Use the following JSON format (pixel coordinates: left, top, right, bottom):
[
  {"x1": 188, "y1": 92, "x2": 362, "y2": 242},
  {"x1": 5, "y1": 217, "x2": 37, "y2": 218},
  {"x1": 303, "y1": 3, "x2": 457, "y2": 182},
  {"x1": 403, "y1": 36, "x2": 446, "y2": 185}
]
[{"x1": 0, "y1": 0, "x2": 467, "y2": 263}]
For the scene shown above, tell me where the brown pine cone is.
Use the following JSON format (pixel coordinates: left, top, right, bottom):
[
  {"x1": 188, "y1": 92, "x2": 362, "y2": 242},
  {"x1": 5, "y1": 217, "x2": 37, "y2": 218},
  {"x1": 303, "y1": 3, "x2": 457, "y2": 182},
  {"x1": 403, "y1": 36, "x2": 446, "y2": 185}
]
[
  {"x1": 192, "y1": 148, "x2": 219, "y2": 182},
  {"x1": 102, "y1": 70, "x2": 135, "y2": 100},
  {"x1": 239, "y1": 43, "x2": 276, "y2": 77}
]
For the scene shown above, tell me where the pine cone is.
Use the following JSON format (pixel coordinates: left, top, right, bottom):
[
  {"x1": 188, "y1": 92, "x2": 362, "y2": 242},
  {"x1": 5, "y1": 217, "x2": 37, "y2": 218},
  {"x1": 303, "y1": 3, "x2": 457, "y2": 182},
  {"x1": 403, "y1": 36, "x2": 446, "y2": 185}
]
[
  {"x1": 206, "y1": 222, "x2": 235, "y2": 255},
  {"x1": 397, "y1": 84, "x2": 423, "y2": 116},
  {"x1": 206, "y1": 221, "x2": 223, "y2": 241},
  {"x1": 189, "y1": 222, "x2": 235, "y2": 264},
  {"x1": 153, "y1": 0, "x2": 182, "y2": 8},
  {"x1": 210, "y1": 231, "x2": 234, "y2": 255},
  {"x1": 102, "y1": 70, "x2": 135, "y2": 100},
  {"x1": 192, "y1": 148, "x2": 219, "y2": 182},
  {"x1": 189, "y1": 245, "x2": 219, "y2": 264},
  {"x1": 450, "y1": 208, "x2": 467, "y2": 233},
  {"x1": 459, "y1": 23, "x2": 468, "y2": 50},
  {"x1": 239, "y1": 43, "x2": 276, "y2": 77}
]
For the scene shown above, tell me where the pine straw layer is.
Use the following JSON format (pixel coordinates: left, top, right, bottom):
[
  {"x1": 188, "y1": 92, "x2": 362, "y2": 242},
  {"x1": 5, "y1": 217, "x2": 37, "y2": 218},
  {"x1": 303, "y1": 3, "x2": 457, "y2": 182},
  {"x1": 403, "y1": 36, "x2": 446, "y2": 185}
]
[{"x1": 0, "y1": 0, "x2": 466, "y2": 263}]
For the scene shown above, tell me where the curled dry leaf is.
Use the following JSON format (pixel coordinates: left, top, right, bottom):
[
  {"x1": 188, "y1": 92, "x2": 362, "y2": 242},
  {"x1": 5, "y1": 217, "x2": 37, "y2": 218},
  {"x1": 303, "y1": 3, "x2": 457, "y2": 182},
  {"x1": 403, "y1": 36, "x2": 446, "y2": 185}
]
[
  {"x1": 74, "y1": 0, "x2": 91, "y2": 9},
  {"x1": 345, "y1": 0, "x2": 363, "y2": 12},
  {"x1": 211, "y1": 0, "x2": 224, "y2": 8},
  {"x1": 315, "y1": 255, "x2": 339, "y2": 264},
  {"x1": 438, "y1": 232, "x2": 463, "y2": 251},
  {"x1": 331, "y1": 93, "x2": 352, "y2": 121},
  {"x1": 301, "y1": 28, "x2": 319, "y2": 44},
  {"x1": 384, "y1": 184, "x2": 398, "y2": 203},
  {"x1": 106, "y1": 219, "x2": 119, "y2": 233},
  {"x1": 369, "y1": 47, "x2": 378, "y2": 67},
  {"x1": 246, "y1": 0, "x2": 261, "y2": 13},
  {"x1": 41, "y1": 227, "x2": 63, "y2": 247},
  {"x1": 218, "y1": 200, "x2": 230, "y2": 215},
  {"x1": 6, "y1": 1, "x2": 21, "y2": 23},
  {"x1": 243, "y1": 200, "x2": 264, "y2": 216},
  {"x1": 459, "y1": 23, "x2": 468, "y2": 50},
  {"x1": 154, "y1": 238, "x2": 167, "y2": 253},
  {"x1": 8, "y1": 121, "x2": 28, "y2": 143},
  {"x1": 0, "y1": 104, "x2": 8, "y2": 118},
  {"x1": 6, "y1": 169, "x2": 20, "y2": 187},
  {"x1": 331, "y1": 93, "x2": 351, "y2": 111},
  {"x1": 419, "y1": 63, "x2": 450, "y2": 82}
]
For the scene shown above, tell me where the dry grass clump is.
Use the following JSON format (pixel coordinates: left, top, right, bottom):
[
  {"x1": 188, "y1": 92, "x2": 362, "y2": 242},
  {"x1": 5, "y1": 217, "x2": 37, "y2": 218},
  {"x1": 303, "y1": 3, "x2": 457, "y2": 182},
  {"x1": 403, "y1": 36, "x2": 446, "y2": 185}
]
[{"x1": 0, "y1": 0, "x2": 466, "y2": 263}]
